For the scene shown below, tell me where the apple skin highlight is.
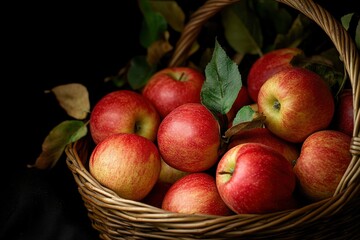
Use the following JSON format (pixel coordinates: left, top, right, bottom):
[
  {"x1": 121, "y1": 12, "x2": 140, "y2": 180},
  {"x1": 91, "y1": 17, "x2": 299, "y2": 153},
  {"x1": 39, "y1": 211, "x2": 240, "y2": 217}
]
[
  {"x1": 216, "y1": 142, "x2": 296, "y2": 214},
  {"x1": 89, "y1": 133, "x2": 161, "y2": 201},
  {"x1": 142, "y1": 67, "x2": 205, "y2": 118},
  {"x1": 89, "y1": 90, "x2": 160, "y2": 144},
  {"x1": 257, "y1": 67, "x2": 335, "y2": 143},
  {"x1": 157, "y1": 103, "x2": 221, "y2": 173}
]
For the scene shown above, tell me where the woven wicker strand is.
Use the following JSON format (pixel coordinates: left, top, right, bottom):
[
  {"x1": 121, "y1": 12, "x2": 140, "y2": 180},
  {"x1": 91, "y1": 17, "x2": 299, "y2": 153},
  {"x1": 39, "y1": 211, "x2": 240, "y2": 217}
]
[{"x1": 65, "y1": 0, "x2": 360, "y2": 239}]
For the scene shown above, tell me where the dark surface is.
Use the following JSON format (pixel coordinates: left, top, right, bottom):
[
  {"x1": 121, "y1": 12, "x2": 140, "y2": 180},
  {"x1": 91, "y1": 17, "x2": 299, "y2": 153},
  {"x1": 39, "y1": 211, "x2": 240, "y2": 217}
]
[
  {"x1": 2, "y1": 2, "x2": 142, "y2": 240},
  {"x1": 1, "y1": 1, "x2": 358, "y2": 240}
]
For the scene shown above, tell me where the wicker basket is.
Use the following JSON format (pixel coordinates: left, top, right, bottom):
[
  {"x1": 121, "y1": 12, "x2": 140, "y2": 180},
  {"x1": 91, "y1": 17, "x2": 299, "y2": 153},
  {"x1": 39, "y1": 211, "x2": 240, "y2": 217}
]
[{"x1": 65, "y1": 0, "x2": 360, "y2": 239}]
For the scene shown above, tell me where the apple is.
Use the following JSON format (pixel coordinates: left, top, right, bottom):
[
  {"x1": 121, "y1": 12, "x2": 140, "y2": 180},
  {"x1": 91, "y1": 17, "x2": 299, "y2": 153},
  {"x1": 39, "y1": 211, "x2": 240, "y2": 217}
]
[
  {"x1": 142, "y1": 67, "x2": 205, "y2": 118},
  {"x1": 228, "y1": 127, "x2": 300, "y2": 164},
  {"x1": 157, "y1": 103, "x2": 221, "y2": 172},
  {"x1": 257, "y1": 67, "x2": 335, "y2": 143},
  {"x1": 142, "y1": 181, "x2": 172, "y2": 209},
  {"x1": 247, "y1": 47, "x2": 303, "y2": 102},
  {"x1": 142, "y1": 159, "x2": 189, "y2": 208},
  {"x1": 226, "y1": 85, "x2": 253, "y2": 123},
  {"x1": 293, "y1": 130, "x2": 352, "y2": 202},
  {"x1": 162, "y1": 173, "x2": 232, "y2": 216},
  {"x1": 89, "y1": 133, "x2": 161, "y2": 201},
  {"x1": 89, "y1": 89, "x2": 160, "y2": 144},
  {"x1": 333, "y1": 88, "x2": 354, "y2": 136},
  {"x1": 158, "y1": 158, "x2": 189, "y2": 185},
  {"x1": 216, "y1": 142, "x2": 296, "y2": 214},
  {"x1": 249, "y1": 103, "x2": 258, "y2": 111}
]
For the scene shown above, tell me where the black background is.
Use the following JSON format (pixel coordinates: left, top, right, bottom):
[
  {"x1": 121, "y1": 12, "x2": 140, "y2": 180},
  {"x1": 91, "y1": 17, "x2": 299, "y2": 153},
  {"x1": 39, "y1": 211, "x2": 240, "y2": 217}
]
[{"x1": 1, "y1": 1, "x2": 359, "y2": 240}]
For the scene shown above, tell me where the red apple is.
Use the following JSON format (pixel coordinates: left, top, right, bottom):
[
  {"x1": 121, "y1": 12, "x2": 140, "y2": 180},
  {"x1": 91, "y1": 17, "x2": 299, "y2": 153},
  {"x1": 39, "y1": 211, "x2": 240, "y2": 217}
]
[
  {"x1": 228, "y1": 127, "x2": 300, "y2": 164},
  {"x1": 157, "y1": 103, "x2": 221, "y2": 172},
  {"x1": 89, "y1": 133, "x2": 161, "y2": 201},
  {"x1": 142, "y1": 181, "x2": 172, "y2": 209},
  {"x1": 216, "y1": 142, "x2": 296, "y2": 214},
  {"x1": 257, "y1": 67, "x2": 335, "y2": 143},
  {"x1": 333, "y1": 89, "x2": 354, "y2": 136},
  {"x1": 293, "y1": 130, "x2": 352, "y2": 202},
  {"x1": 142, "y1": 67, "x2": 205, "y2": 118},
  {"x1": 162, "y1": 173, "x2": 232, "y2": 216},
  {"x1": 89, "y1": 90, "x2": 160, "y2": 144},
  {"x1": 247, "y1": 47, "x2": 303, "y2": 102},
  {"x1": 142, "y1": 159, "x2": 189, "y2": 208},
  {"x1": 158, "y1": 158, "x2": 189, "y2": 185},
  {"x1": 226, "y1": 85, "x2": 253, "y2": 123}
]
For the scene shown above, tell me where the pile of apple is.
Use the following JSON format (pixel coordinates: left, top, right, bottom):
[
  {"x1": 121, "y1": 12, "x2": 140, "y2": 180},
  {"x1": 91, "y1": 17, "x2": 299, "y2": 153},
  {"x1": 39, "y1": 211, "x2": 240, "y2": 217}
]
[{"x1": 88, "y1": 47, "x2": 354, "y2": 216}]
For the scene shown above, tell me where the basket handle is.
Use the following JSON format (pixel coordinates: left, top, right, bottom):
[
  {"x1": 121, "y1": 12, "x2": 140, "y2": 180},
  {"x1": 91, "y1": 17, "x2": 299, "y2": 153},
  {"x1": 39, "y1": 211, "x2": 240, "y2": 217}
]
[
  {"x1": 168, "y1": 0, "x2": 359, "y2": 96},
  {"x1": 169, "y1": 0, "x2": 360, "y2": 193}
]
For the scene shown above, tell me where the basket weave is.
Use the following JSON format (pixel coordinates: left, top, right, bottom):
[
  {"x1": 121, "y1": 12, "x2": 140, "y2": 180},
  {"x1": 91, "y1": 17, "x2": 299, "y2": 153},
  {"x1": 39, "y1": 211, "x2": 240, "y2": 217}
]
[{"x1": 65, "y1": 0, "x2": 360, "y2": 239}]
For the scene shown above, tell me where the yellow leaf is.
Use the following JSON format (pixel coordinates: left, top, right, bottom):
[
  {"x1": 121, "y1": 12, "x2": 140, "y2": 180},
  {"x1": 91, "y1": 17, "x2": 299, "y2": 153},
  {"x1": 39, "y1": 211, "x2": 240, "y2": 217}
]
[
  {"x1": 188, "y1": 41, "x2": 200, "y2": 57},
  {"x1": 147, "y1": 31, "x2": 173, "y2": 66},
  {"x1": 49, "y1": 83, "x2": 90, "y2": 120}
]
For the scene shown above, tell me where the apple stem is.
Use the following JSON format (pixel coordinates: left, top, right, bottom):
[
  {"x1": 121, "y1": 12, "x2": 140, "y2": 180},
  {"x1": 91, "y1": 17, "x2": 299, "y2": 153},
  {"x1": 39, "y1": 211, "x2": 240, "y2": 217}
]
[
  {"x1": 218, "y1": 171, "x2": 232, "y2": 176},
  {"x1": 179, "y1": 72, "x2": 186, "y2": 81},
  {"x1": 273, "y1": 100, "x2": 281, "y2": 111}
]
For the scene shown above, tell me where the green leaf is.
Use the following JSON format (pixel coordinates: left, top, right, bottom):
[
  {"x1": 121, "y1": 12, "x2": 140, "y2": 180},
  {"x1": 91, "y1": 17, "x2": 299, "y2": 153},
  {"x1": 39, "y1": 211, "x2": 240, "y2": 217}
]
[
  {"x1": 106, "y1": 74, "x2": 127, "y2": 88},
  {"x1": 201, "y1": 39, "x2": 242, "y2": 115},
  {"x1": 303, "y1": 59, "x2": 344, "y2": 95},
  {"x1": 221, "y1": 1, "x2": 262, "y2": 55},
  {"x1": 149, "y1": 0, "x2": 185, "y2": 32},
  {"x1": 232, "y1": 105, "x2": 256, "y2": 126},
  {"x1": 224, "y1": 105, "x2": 265, "y2": 138},
  {"x1": 342, "y1": 14, "x2": 360, "y2": 49},
  {"x1": 341, "y1": 13, "x2": 353, "y2": 30},
  {"x1": 28, "y1": 120, "x2": 88, "y2": 170},
  {"x1": 127, "y1": 55, "x2": 157, "y2": 90},
  {"x1": 139, "y1": 0, "x2": 168, "y2": 48},
  {"x1": 252, "y1": 0, "x2": 292, "y2": 34},
  {"x1": 225, "y1": 112, "x2": 265, "y2": 138}
]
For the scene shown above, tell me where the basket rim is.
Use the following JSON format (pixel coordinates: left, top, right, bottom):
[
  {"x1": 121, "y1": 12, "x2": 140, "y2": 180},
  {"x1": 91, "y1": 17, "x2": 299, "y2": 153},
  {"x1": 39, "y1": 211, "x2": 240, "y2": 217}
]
[{"x1": 65, "y1": 137, "x2": 360, "y2": 232}]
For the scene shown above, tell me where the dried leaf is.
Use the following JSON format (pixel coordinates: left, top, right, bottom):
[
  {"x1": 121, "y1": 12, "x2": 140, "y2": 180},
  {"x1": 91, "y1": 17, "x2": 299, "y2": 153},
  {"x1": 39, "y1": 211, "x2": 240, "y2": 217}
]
[
  {"x1": 188, "y1": 41, "x2": 200, "y2": 58},
  {"x1": 104, "y1": 66, "x2": 128, "y2": 88},
  {"x1": 147, "y1": 31, "x2": 173, "y2": 66},
  {"x1": 149, "y1": 0, "x2": 185, "y2": 32},
  {"x1": 225, "y1": 107, "x2": 265, "y2": 138},
  {"x1": 28, "y1": 120, "x2": 88, "y2": 169},
  {"x1": 273, "y1": 14, "x2": 312, "y2": 49},
  {"x1": 49, "y1": 83, "x2": 90, "y2": 120}
]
